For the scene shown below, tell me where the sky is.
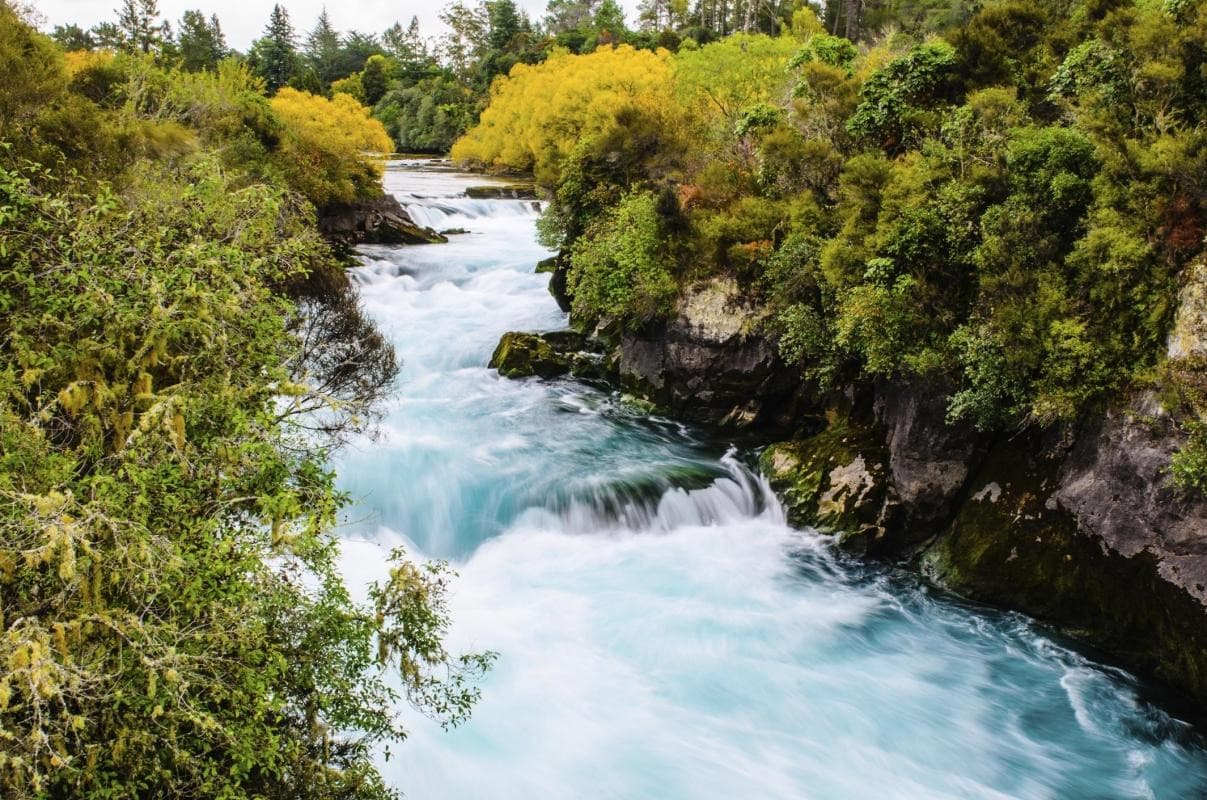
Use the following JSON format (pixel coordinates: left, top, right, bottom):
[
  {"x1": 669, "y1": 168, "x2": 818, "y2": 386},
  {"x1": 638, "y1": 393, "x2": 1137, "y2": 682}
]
[{"x1": 30, "y1": 0, "x2": 637, "y2": 50}]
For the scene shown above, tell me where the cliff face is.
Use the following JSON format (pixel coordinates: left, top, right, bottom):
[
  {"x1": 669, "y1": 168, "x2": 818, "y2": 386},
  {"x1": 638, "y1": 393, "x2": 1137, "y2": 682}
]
[{"x1": 493, "y1": 257, "x2": 1207, "y2": 705}]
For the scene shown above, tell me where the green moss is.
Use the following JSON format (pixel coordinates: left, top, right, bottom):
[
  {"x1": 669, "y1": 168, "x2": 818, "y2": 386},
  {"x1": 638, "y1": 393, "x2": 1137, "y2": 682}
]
[
  {"x1": 923, "y1": 433, "x2": 1207, "y2": 705},
  {"x1": 489, "y1": 332, "x2": 570, "y2": 379},
  {"x1": 760, "y1": 410, "x2": 890, "y2": 552}
]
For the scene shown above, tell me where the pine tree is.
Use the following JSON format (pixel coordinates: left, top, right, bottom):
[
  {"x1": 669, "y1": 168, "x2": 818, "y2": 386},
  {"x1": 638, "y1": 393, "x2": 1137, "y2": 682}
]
[
  {"x1": 305, "y1": 8, "x2": 342, "y2": 86},
  {"x1": 178, "y1": 10, "x2": 227, "y2": 71},
  {"x1": 487, "y1": 0, "x2": 522, "y2": 52},
  {"x1": 594, "y1": 0, "x2": 627, "y2": 39},
  {"x1": 544, "y1": 0, "x2": 600, "y2": 33},
  {"x1": 252, "y1": 4, "x2": 297, "y2": 94},
  {"x1": 115, "y1": 0, "x2": 162, "y2": 53}
]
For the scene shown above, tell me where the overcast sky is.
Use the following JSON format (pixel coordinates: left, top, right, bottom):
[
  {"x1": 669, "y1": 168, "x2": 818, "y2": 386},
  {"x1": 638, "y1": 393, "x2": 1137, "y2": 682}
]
[{"x1": 31, "y1": 0, "x2": 637, "y2": 51}]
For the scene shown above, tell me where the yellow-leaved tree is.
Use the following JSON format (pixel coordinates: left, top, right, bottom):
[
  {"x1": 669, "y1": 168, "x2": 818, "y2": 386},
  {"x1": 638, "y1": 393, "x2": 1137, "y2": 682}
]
[
  {"x1": 451, "y1": 45, "x2": 684, "y2": 185},
  {"x1": 270, "y1": 87, "x2": 394, "y2": 207}
]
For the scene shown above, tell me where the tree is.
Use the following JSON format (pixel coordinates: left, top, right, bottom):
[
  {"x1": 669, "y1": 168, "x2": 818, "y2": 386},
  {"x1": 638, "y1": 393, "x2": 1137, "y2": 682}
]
[
  {"x1": 383, "y1": 16, "x2": 434, "y2": 81},
  {"x1": 251, "y1": 4, "x2": 297, "y2": 94},
  {"x1": 335, "y1": 31, "x2": 386, "y2": 77},
  {"x1": 177, "y1": 10, "x2": 226, "y2": 72},
  {"x1": 115, "y1": 0, "x2": 166, "y2": 54},
  {"x1": 545, "y1": 0, "x2": 600, "y2": 33},
  {"x1": 270, "y1": 88, "x2": 394, "y2": 206},
  {"x1": 451, "y1": 45, "x2": 682, "y2": 183},
  {"x1": 305, "y1": 7, "x2": 342, "y2": 85},
  {"x1": 594, "y1": 0, "x2": 628, "y2": 40},
  {"x1": 360, "y1": 53, "x2": 390, "y2": 105},
  {"x1": 50, "y1": 23, "x2": 95, "y2": 51},
  {"x1": 487, "y1": 0, "x2": 522, "y2": 51},
  {"x1": 89, "y1": 21, "x2": 125, "y2": 49}
]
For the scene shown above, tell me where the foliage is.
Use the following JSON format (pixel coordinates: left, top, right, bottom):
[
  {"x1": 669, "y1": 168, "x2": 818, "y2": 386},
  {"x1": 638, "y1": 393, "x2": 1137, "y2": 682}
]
[
  {"x1": 0, "y1": 7, "x2": 491, "y2": 797},
  {"x1": 451, "y1": 45, "x2": 681, "y2": 184},
  {"x1": 0, "y1": 155, "x2": 490, "y2": 800},
  {"x1": 376, "y1": 76, "x2": 474, "y2": 154},
  {"x1": 846, "y1": 40, "x2": 959, "y2": 152},
  {"x1": 567, "y1": 190, "x2": 680, "y2": 324},
  {"x1": 673, "y1": 33, "x2": 800, "y2": 124},
  {"x1": 270, "y1": 88, "x2": 394, "y2": 207}
]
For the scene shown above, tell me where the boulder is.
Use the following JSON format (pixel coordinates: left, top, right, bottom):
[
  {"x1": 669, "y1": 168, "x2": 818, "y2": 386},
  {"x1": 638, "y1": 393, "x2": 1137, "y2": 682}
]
[
  {"x1": 489, "y1": 330, "x2": 614, "y2": 383},
  {"x1": 465, "y1": 184, "x2": 538, "y2": 200},
  {"x1": 760, "y1": 411, "x2": 892, "y2": 554},
  {"x1": 489, "y1": 332, "x2": 570, "y2": 379},
  {"x1": 617, "y1": 278, "x2": 802, "y2": 429},
  {"x1": 318, "y1": 193, "x2": 447, "y2": 246}
]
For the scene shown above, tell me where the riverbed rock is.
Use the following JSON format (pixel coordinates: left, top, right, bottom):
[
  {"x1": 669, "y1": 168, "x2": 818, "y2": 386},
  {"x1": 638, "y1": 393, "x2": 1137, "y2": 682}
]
[
  {"x1": 318, "y1": 193, "x2": 447, "y2": 246},
  {"x1": 760, "y1": 411, "x2": 891, "y2": 554},
  {"x1": 465, "y1": 184, "x2": 538, "y2": 200},
  {"x1": 490, "y1": 330, "x2": 614, "y2": 382},
  {"x1": 617, "y1": 278, "x2": 801, "y2": 429},
  {"x1": 490, "y1": 332, "x2": 571, "y2": 379}
]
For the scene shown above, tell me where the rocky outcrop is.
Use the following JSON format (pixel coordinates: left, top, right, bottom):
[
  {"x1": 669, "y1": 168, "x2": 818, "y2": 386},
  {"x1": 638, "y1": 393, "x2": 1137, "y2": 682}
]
[
  {"x1": 872, "y1": 379, "x2": 987, "y2": 544},
  {"x1": 466, "y1": 184, "x2": 538, "y2": 200},
  {"x1": 760, "y1": 410, "x2": 891, "y2": 555},
  {"x1": 317, "y1": 194, "x2": 447, "y2": 247},
  {"x1": 763, "y1": 380, "x2": 1207, "y2": 703},
  {"x1": 1169, "y1": 258, "x2": 1207, "y2": 361},
  {"x1": 617, "y1": 278, "x2": 803, "y2": 429},
  {"x1": 489, "y1": 330, "x2": 613, "y2": 382}
]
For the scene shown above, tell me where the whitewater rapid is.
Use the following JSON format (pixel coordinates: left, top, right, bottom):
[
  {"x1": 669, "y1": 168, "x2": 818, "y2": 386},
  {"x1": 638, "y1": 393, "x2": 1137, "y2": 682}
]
[{"x1": 334, "y1": 160, "x2": 1207, "y2": 799}]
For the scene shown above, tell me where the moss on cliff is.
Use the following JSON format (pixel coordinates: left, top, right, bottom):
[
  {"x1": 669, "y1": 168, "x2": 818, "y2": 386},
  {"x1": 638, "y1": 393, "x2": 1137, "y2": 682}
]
[
  {"x1": 760, "y1": 410, "x2": 891, "y2": 554},
  {"x1": 921, "y1": 433, "x2": 1207, "y2": 704}
]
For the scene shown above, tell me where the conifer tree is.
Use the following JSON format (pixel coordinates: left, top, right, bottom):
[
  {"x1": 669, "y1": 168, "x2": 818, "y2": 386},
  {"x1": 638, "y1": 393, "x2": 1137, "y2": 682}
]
[
  {"x1": 251, "y1": 4, "x2": 297, "y2": 94},
  {"x1": 305, "y1": 7, "x2": 342, "y2": 86}
]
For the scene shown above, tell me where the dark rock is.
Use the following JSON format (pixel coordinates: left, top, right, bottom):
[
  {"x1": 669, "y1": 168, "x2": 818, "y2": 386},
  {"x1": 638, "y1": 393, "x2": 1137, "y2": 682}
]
[
  {"x1": 873, "y1": 379, "x2": 988, "y2": 543},
  {"x1": 617, "y1": 278, "x2": 803, "y2": 430},
  {"x1": 465, "y1": 184, "x2": 538, "y2": 200},
  {"x1": 547, "y1": 255, "x2": 573, "y2": 313},
  {"x1": 920, "y1": 416, "x2": 1207, "y2": 704},
  {"x1": 1055, "y1": 395, "x2": 1207, "y2": 609},
  {"x1": 441, "y1": 228, "x2": 471, "y2": 236},
  {"x1": 318, "y1": 193, "x2": 447, "y2": 247},
  {"x1": 489, "y1": 330, "x2": 613, "y2": 382}
]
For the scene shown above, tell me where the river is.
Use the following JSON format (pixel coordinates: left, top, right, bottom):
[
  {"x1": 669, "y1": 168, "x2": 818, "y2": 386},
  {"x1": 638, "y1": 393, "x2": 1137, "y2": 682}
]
[{"x1": 334, "y1": 160, "x2": 1207, "y2": 799}]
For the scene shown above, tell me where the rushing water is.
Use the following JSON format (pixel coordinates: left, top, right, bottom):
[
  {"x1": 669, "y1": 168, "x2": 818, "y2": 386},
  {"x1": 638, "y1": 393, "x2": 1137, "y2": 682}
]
[{"x1": 335, "y1": 161, "x2": 1207, "y2": 799}]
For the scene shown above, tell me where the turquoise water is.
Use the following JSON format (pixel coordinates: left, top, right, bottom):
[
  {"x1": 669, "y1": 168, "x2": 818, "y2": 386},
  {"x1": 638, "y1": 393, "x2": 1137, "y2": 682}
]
[{"x1": 335, "y1": 161, "x2": 1207, "y2": 799}]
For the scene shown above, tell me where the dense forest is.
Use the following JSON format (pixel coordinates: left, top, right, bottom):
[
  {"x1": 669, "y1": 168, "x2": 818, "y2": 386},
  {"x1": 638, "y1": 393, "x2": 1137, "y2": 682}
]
[{"x1": 2, "y1": 0, "x2": 1206, "y2": 795}]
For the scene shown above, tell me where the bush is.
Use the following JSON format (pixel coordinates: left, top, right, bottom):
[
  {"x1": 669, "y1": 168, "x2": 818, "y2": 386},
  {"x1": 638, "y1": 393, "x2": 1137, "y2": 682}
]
[{"x1": 568, "y1": 190, "x2": 679, "y2": 325}]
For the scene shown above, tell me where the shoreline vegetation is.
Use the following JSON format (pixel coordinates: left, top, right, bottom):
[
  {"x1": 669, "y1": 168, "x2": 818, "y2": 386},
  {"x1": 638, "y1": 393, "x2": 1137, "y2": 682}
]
[{"x1": 0, "y1": 3, "x2": 494, "y2": 798}]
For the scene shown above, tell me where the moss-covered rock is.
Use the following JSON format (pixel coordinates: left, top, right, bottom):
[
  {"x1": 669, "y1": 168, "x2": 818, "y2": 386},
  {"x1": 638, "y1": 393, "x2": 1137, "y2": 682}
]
[
  {"x1": 489, "y1": 332, "x2": 570, "y2": 379},
  {"x1": 760, "y1": 411, "x2": 891, "y2": 554},
  {"x1": 489, "y1": 330, "x2": 617, "y2": 383},
  {"x1": 921, "y1": 429, "x2": 1207, "y2": 705}
]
